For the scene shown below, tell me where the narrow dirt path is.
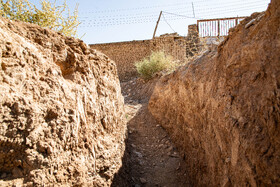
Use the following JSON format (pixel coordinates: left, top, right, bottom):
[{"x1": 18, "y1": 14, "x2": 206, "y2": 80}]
[{"x1": 120, "y1": 78, "x2": 190, "y2": 187}]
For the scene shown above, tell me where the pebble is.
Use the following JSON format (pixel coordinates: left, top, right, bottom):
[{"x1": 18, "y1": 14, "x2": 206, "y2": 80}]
[
  {"x1": 134, "y1": 151, "x2": 143, "y2": 158},
  {"x1": 168, "y1": 152, "x2": 179, "y2": 158},
  {"x1": 139, "y1": 160, "x2": 144, "y2": 166},
  {"x1": 1, "y1": 173, "x2": 7, "y2": 178},
  {"x1": 167, "y1": 146, "x2": 173, "y2": 152},
  {"x1": 176, "y1": 163, "x2": 181, "y2": 170},
  {"x1": 140, "y1": 177, "x2": 147, "y2": 184}
]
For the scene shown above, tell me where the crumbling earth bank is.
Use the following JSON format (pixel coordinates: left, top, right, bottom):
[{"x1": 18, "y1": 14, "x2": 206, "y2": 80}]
[
  {"x1": 149, "y1": 0, "x2": 280, "y2": 186},
  {"x1": 0, "y1": 17, "x2": 126, "y2": 186}
]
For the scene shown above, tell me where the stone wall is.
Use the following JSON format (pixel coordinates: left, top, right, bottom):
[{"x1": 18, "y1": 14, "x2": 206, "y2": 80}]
[
  {"x1": 90, "y1": 40, "x2": 151, "y2": 81},
  {"x1": 186, "y1": 24, "x2": 201, "y2": 58},
  {"x1": 90, "y1": 25, "x2": 201, "y2": 81}
]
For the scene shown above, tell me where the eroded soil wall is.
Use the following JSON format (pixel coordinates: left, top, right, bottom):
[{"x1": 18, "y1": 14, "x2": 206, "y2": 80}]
[
  {"x1": 0, "y1": 17, "x2": 126, "y2": 186},
  {"x1": 149, "y1": 1, "x2": 280, "y2": 186}
]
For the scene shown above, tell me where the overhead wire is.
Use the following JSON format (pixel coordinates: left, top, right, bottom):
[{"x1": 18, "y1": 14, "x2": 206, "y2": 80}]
[
  {"x1": 195, "y1": 2, "x2": 268, "y2": 12},
  {"x1": 193, "y1": 0, "x2": 268, "y2": 8},
  {"x1": 79, "y1": 0, "x2": 268, "y2": 15},
  {"x1": 78, "y1": 0, "x2": 269, "y2": 28},
  {"x1": 79, "y1": 1, "x2": 191, "y2": 14},
  {"x1": 196, "y1": 5, "x2": 267, "y2": 17},
  {"x1": 79, "y1": 6, "x2": 192, "y2": 19},
  {"x1": 162, "y1": 11, "x2": 203, "y2": 19},
  {"x1": 162, "y1": 13, "x2": 176, "y2": 33}
]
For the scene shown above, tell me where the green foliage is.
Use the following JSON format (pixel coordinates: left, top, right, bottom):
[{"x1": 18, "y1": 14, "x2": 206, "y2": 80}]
[
  {"x1": 135, "y1": 51, "x2": 175, "y2": 80},
  {"x1": 0, "y1": 0, "x2": 79, "y2": 37}
]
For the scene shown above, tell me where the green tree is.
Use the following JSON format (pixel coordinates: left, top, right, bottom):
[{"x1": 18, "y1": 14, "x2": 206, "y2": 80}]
[{"x1": 0, "y1": 0, "x2": 79, "y2": 37}]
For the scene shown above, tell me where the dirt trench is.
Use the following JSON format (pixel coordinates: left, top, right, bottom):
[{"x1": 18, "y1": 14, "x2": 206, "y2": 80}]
[{"x1": 113, "y1": 78, "x2": 191, "y2": 187}]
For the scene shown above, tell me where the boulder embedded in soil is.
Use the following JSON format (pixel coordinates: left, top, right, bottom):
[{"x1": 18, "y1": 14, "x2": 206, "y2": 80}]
[
  {"x1": 149, "y1": 0, "x2": 280, "y2": 186},
  {"x1": 0, "y1": 17, "x2": 126, "y2": 186}
]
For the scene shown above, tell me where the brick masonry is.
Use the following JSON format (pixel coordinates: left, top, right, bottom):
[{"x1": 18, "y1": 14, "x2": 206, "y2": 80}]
[{"x1": 90, "y1": 24, "x2": 201, "y2": 81}]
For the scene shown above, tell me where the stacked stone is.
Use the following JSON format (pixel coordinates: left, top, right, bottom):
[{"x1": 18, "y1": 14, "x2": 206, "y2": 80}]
[{"x1": 186, "y1": 24, "x2": 201, "y2": 58}]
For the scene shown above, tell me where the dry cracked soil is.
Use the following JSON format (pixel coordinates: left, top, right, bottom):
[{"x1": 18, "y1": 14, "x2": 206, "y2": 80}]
[{"x1": 113, "y1": 78, "x2": 191, "y2": 187}]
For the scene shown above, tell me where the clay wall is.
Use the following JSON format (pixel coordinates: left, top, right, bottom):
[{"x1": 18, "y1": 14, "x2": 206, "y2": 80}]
[
  {"x1": 90, "y1": 25, "x2": 201, "y2": 81},
  {"x1": 151, "y1": 35, "x2": 187, "y2": 63},
  {"x1": 91, "y1": 40, "x2": 151, "y2": 80}
]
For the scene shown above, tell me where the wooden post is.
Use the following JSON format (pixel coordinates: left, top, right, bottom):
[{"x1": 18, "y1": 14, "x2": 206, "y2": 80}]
[
  {"x1": 217, "y1": 20, "x2": 220, "y2": 37},
  {"x1": 192, "y1": 2, "x2": 195, "y2": 18},
  {"x1": 197, "y1": 20, "x2": 199, "y2": 36},
  {"x1": 153, "y1": 11, "x2": 162, "y2": 39}
]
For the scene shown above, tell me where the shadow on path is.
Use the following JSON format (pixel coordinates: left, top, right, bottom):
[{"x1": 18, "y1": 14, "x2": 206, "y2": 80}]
[{"x1": 112, "y1": 102, "x2": 191, "y2": 187}]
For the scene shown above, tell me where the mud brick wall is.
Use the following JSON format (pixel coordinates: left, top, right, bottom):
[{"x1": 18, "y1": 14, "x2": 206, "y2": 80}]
[
  {"x1": 151, "y1": 36, "x2": 187, "y2": 63},
  {"x1": 90, "y1": 25, "x2": 201, "y2": 81},
  {"x1": 91, "y1": 40, "x2": 152, "y2": 81}
]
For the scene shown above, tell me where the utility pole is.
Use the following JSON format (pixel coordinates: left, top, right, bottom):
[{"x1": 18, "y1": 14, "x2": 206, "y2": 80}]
[
  {"x1": 153, "y1": 11, "x2": 162, "y2": 39},
  {"x1": 192, "y1": 2, "x2": 195, "y2": 18}
]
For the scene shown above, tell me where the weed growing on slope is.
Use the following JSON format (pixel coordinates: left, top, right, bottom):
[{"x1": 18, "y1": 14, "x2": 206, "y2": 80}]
[{"x1": 135, "y1": 51, "x2": 176, "y2": 80}]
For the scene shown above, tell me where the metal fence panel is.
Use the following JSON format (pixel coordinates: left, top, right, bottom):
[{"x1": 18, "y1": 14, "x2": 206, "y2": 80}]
[{"x1": 197, "y1": 17, "x2": 246, "y2": 37}]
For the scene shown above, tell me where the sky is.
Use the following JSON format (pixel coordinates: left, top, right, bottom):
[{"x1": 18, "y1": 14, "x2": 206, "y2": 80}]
[{"x1": 29, "y1": 0, "x2": 270, "y2": 44}]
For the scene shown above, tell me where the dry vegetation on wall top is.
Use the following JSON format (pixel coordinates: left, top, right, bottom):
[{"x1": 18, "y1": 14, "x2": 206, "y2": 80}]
[
  {"x1": 0, "y1": 16, "x2": 126, "y2": 186},
  {"x1": 149, "y1": 0, "x2": 280, "y2": 186}
]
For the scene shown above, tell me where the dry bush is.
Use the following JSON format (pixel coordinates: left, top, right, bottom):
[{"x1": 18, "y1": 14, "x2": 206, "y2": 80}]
[{"x1": 135, "y1": 51, "x2": 176, "y2": 80}]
